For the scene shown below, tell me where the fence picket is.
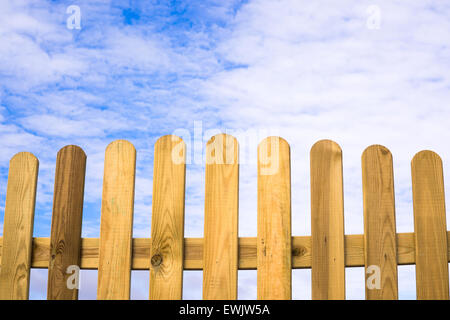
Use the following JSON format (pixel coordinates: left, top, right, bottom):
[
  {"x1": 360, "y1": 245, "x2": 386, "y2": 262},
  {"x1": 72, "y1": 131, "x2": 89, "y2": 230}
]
[
  {"x1": 362, "y1": 145, "x2": 398, "y2": 300},
  {"x1": 412, "y1": 151, "x2": 449, "y2": 300},
  {"x1": 257, "y1": 137, "x2": 291, "y2": 299},
  {"x1": 47, "y1": 145, "x2": 86, "y2": 300},
  {"x1": 310, "y1": 140, "x2": 345, "y2": 300},
  {"x1": 149, "y1": 135, "x2": 186, "y2": 300},
  {"x1": 0, "y1": 152, "x2": 39, "y2": 300},
  {"x1": 203, "y1": 134, "x2": 239, "y2": 300},
  {"x1": 97, "y1": 140, "x2": 136, "y2": 300}
]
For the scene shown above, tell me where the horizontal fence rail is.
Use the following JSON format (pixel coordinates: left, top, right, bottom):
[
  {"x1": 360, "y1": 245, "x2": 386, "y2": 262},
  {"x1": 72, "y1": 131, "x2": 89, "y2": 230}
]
[{"x1": 0, "y1": 134, "x2": 449, "y2": 300}]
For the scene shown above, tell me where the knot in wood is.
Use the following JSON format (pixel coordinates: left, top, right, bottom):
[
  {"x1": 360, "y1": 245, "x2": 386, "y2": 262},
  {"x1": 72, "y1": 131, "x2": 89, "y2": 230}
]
[
  {"x1": 151, "y1": 254, "x2": 163, "y2": 267},
  {"x1": 292, "y1": 246, "x2": 306, "y2": 257}
]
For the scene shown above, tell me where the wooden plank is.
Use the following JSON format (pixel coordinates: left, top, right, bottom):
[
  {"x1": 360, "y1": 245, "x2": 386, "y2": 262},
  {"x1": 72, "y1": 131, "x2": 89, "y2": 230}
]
[
  {"x1": 97, "y1": 140, "x2": 136, "y2": 300},
  {"x1": 310, "y1": 140, "x2": 345, "y2": 300},
  {"x1": 362, "y1": 145, "x2": 398, "y2": 300},
  {"x1": 1, "y1": 232, "x2": 450, "y2": 270},
  {"x1": 0, "y1": 152, "x2": 39, "y2": 300},
  {"x1": 257, "y1": 137, "x2": 291, "y2": 299},
  {"x1": 149, "y1": 135, "x2": 186, "y2": 300},
  {"x1": 203, "y1": 134, "x2": 239, "y2": 300},
  {"x1": 47, "y1": 145, "x2": 86, "y2": 300},
  {"x1": 412, "y1": 151, "x2": 449, "y2": 300}
]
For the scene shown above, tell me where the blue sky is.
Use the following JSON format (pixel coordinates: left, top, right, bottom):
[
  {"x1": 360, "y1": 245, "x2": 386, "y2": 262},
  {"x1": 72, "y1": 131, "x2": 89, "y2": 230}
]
[{"x1": 1, "y1": 0, "x2": 450, "y2": 299}]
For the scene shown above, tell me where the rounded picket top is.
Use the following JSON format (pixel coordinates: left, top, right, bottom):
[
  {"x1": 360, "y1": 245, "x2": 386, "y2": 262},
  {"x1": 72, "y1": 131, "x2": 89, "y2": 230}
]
[
  {"x1": 257, "y1": 136, "x2": 290, "y2": 151},
  {"x1": 57, "y1": 145, "x2": 87, "y2": 159},
  {"x1": 412, "y1": 150, "x2": 443, "y2": 167},
  {"x1": 362, "y1": 144, "x2": 392, "y2": 161},
  {"x1": 310, "y1": 139, "x2": 342, "y2": 157},
  {"x1": 9, "y1": 152, "x2": 39, "y2": 177},
  {"x1": 105, "y1": 139, "x2": 136, "y2": 154},
  {"x1": 206, "y1": 133, "x2": 239, "y2": 165},
  {"x1": 10, "y1": 151, "x2": 39, "y2": 165},
  {"x1": 258, "y1": 136, "x2": 291, "y2": 177},
  {"x1": 155, "y1": 134, "x2": 185, "y2": 146},
  {"x1": 155, "y1": 134, "x2": 186, "y2": 165},
  {"x1": 206, "y1": 133, "x2": 239, "y2": 145}
]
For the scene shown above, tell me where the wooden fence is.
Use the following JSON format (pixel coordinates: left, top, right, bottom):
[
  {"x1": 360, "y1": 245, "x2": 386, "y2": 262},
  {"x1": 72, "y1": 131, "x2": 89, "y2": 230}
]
[{"x1": 0, "y1": 134, "x2": 448, "y2": 300}]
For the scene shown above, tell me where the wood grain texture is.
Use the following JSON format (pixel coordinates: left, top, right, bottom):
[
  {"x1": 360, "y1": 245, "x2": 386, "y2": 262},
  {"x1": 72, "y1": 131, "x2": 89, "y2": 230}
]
[
  {"x1": 412, "y1": 151, "x2": 449, "y2": 300},
  {"x1": 0, "y1": 152, "x2": 39, "y2": 300},
  {"x1": 203, "y1": 134, "x2": 239, "y2": 300},
  {"x1": 310, "y1": 140, "x2": 345, "y2": 300},
  {"x1": 149, "y1": 135, "x2": 186, "y2": 300},
  {"x1": 2, "y1": 232, "x2": 450, "y2": 270},
  {"x1": 97, "y1": 140, "x2": 136, "y2": 300},
  {"x1": 47, "y1": 145, "x2": 86, "y2": 300},
  {"x1": 362, "y1": 145, "x2": 398, "y2": 300},
  {"x1": 257, "y1": 137, "x2": 291, "y2": 299}
]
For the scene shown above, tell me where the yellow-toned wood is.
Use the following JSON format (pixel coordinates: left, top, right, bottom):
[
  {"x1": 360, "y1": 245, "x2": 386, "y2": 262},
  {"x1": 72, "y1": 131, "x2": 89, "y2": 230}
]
[
  {"x1": 149, "y1": 135, "x2": 186, "y2": 300},
  {"x1": 97, "y1": 140, "x2": 136, "y2": 300},
  {"x1": 47, "y1": 145, "x2": 86, "y2": 300},
  {"x1": 1, "y1": 232, "x2": 449, "y2": 270},
  {"x1": 362, "y1": 145, "x2": 398, "y2": 300},
  {"x1": 412, "y1": 151, "x2": 449, "y2": 300},
  {"x1": 0, "y1": 153, "x2": 39, "y2": 300},
  {"x1": 257, "y1": 137, "x2": 291, "y2": 300},
  {"x1": 310, "y1": 140, "x2": 345, "y2": 300},
  {"x1": 203, "y1": 134, "x2": 239, "y2": 300}
]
